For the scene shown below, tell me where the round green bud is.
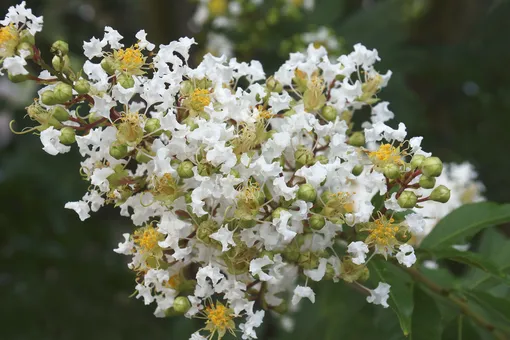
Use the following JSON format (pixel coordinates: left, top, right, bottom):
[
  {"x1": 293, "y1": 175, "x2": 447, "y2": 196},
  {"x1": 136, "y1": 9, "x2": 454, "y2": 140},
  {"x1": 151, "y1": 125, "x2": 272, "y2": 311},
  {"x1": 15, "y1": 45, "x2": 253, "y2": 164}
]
[
  {"x1": 266, "y1": 76, "x2": 283, "y2": 93},
  {"x1": 53, "y1": 83, "x2": 73, "y2": 103},
  {"x1": 271, "y1": 207, "x2": 288, "y2": 219},
  {"x1": 177, "y1": 161, "x2": 195, "y2": 179},
  {"x1": 74, "y1": 79, "x2": 91, "y2": 94},
  {"x1": 309, "y1": 215, "x2": 326, "y2": 230},
  {"x1": 51, "y1": 106, "x2": 70, "y2": 122},
  {"x1": 8, "y1": 72, "x2": 29, "y2": 83},
  {"x1": 397, "y1": 191, "x2": 418, "y2": 209},
  {"x1": 396, "y1": 229, "x2": 412, "y2": 243},
  {"x1": 41, "y1": 90, "x2": 58, "y2": 106},
  {"x1": 59, "y1": 127, "x2": 76, "y2": 144},
  {"x1": 383, "y1": 163, "x2": 400, "y2": 180},
  {"x1": 238, "y1": 218, "x2": 257, "y2": 229},
  {"x1": 19, "y1": 30, "x2": 35, "y2": 45},
  {"x1": 51, "y1": 40, "x2": 69, "y2": 55},
  {"x1": 430, "y1": 185, "x2": 451, "y2": 203},
  {"x1": 144, "y1": 118, "x2": 161, "y2": 134},
  {"x1": 419, "y1": 175, "x2": 436, "y2": 189},
  {"x1": 315, "y1": 155, "x2": 328, "y2": 164},
  {"x1": 421, "y1": 157, "x2": 443, "y2": 177},
  {"x1": 282, "y1": 246, "x2": 300, "y2": 262},
  {"x1": 357, "y1": 267, "x2": 370, "y2": 282},
  {"x1": 321, "y1": 105, "x2": 337, "y2": 122},
  {"x1": 109, "y1": 143, "x2": 128, "y2": 160},
  {"x1": 297, "y1": 184, "x2": 317, "y2": 202},
  {"x1": 340, "y1": 110, "x2": 353, "y2": 123},
  {"x1": 351, "y1": 164, "x2": 364, "y2": 177},
  {"x1": 118, "y1": 73, "x2": 135, "y2": 89},
  {"x1": 348, "y1": 131, "x2": 365, "y2": 147},
  {"x1": 410, "y1": 154, "x2": 426, "y2": 169},
  {"x1": 298, "y1": 251, "x2": 319, "y2": 270},
  {"x1": 173, "y1": 296, "x2": 191, "y2": 314},
  {"x1": 52, "y1": 55, "x2": 70, "y2": 72},
  {"x1": 136, "y1": 150, "x2": 152, "y2": 163},
  {"x1": 101, "y1": 57, "x2": 115, "y2": 75},
  {"x1": 294, "y1": 147, "x2": 314, "y2": 169},
  {"x1": 16, "y1": 42, "x2": 34, "y2": 59},
  {"x1": 197, "y1": 163, "x2": 212, "y2": 176},
  {"x1": 180, "y1": 80, "x2": 193, "y2": 96}
]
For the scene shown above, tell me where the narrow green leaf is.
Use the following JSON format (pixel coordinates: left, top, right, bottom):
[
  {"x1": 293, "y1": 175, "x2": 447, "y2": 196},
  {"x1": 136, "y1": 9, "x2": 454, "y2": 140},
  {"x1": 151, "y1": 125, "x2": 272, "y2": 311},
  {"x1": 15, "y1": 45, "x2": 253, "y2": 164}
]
[
  {"x1": 465, "y1": 291, "x2": 510, "y2": 325},
  {"x1": 369, "y1": 260, "x2": 414, "y2": 336},
  {"x1": 411, "y1": 287, "x2": 442, "y2": 340},
  {"x1": 425, "y1": 249, "x2": 502, "y2": 274},
  {"x1": 420, "y1": 202, "x2": 510, "y2": 249}
]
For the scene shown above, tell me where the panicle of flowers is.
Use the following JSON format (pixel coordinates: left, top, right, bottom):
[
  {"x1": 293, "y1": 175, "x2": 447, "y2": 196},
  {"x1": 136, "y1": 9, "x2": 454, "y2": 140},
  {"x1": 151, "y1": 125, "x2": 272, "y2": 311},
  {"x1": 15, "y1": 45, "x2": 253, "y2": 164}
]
[{"x1": 4, "y1": 2, "x2": 460, "y2": 339}]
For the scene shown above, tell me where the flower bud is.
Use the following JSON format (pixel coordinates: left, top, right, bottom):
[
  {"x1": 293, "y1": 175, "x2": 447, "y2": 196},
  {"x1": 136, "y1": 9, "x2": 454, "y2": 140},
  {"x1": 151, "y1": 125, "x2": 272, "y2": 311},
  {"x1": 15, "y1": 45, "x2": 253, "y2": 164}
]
[
  {"x1": 282, "y1": 246, "x2": 300, "y2": 262},
  {"x1": 135, "y1": 149, "x2": 152, "y2": 163},
  {"x1": 16, "y1": 42, "x2": 34, "y2": 59},
  {"x1": 294, "y1": 146, "x2": 313, "y2": 169},
  {"x1": 340, "y1": 110, "x2": 353, "y2": 123},
  {"x1": 271, "y1": 207, "x2": 287, "y2": 219},
  {"x1": 395, "y1": 230, "x2": 412, "y2": 243},
  {"x1": 180, "y1": 80, "x2": 193, "y2": 96},
  {"x1": 172, "y1": 296, "x2": 191, "y2": 314},
  {"x1": 419, "y1": 175, "x2": 436, "y2": 189},
  {"x1": 101, "y1": 57, "x2": 115, "y2": 75},
  {"x1": 298, "y1": 251, "x2": 319, "y2": 270},
  {"x1": 323, "y1": 263, "x2": 336, "y2": 280},
  {"x1": 41, "y1": 90, "x2": 58, "y2": 106},
  {"x1": 309, "y1": 215, "x2": 326, "y2": 230},
  {"x1": 410, "y1": 154, "x2": 426, "y2": 169},
  {"x1": 430, "y1": 185, "x2": 451, "y2": 203},
  {"x1": 421, "y1": 157, "x2": 443, "y2": 177},
  {"x1": 59, "y1": 127, "x2": 76, "y2": 144},
  {"x1": 197, "y1": 163, "x2": 213, "y2": 176},
  {"x1": 348, "y1": 131, "x2": 365, "y2": 147},
  {"x1": 321, "y1": 105, "x2": 337, "y2": 122},
  {"x1": 383, "y1": 163, "x2": 400, "y2": 180},
  {"x1": 398, "y1": 191, "x2": 417, "y2": 209},
  {"x1": 351, "y1": 164, "x2": 364, "y2": 176},
  {"x1": 340, "y1": 257, "x2": 370, "y2": 283},
  {"x1": 50, "y1": 106, "x2": 69, "y2": 121},
  {"x1": 118, "y1": 73, "x2": 135, "y2": 89},
  {"x1": 109, "y1": 143, "x2": 128, "y2": 160},
  {"x1": 177, "y1": 160, "x2": 195, "y2": 179},
  {"x1": 266, "y1": 76, "x2": 283, "y2": 93},
  {"x1": 53, "y1": 83, "x2": 73, "y2": 103},
  {"x1": 144, "y1": 118, "x2": 161, "y2": 134},
  {"x1": 315, "y1": 155, "x2": 328, "y2": 164},
  {"x1": 50, "y1": 40, "x2": 69, "y2": 55},
  {"x1": 8, "y1": 72, "x2": 29, "y2": 83},
  {"x1": 297, "y1": 184, "x2": 317, "y2": 202},
  {"x1": 74, "y1": 79, "x2": 91, "y2": 94},
  {"x1": 52, "y1": 55, "x2": 70, "y2": 72}
]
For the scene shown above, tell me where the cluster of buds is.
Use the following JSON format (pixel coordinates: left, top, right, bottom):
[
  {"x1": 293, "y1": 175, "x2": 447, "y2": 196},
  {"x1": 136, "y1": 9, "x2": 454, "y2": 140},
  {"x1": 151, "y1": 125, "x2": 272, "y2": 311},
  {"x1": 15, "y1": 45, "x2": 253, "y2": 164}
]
[{"x1": 3, "y1": 3, "x2": 461, "y2": 340}]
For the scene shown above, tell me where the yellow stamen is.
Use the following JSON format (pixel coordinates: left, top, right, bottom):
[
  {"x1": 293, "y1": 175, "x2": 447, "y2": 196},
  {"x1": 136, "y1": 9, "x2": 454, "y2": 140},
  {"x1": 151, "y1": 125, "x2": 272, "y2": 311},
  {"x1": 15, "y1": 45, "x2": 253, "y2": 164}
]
[
  {"x1": 0, "y1": 24, "x2": 19, "y2": 58},
  {"x1": 115, "y1": 47, "x2": 145, "y2": 73},
  {"x1": 189, "y1": 88, "x2": 211, "y2": 112},
  {"x1": 204, "y1": 301, "x2": 235, "y2": 339},
  {"x1": 134, "y1": 225, "x2": 162, "y2": 252},
  {"x1": 368, "y1": 144, "x2": 403, "y2": 166}
]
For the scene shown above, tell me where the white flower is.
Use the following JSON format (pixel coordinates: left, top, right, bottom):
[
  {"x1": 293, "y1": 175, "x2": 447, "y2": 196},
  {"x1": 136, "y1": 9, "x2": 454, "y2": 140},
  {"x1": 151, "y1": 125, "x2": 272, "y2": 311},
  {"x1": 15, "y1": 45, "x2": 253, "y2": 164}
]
[
  {"x1": 249, "y1": 256, "x2": 274, "y2": 282},
  {"x1": 2, "y1": 50, "x2": 30, "y2": 76},
  {"x1": 135, "y1": 30, "x2": 155, "y2": 51},
  {"x1": 347, "y1": 241, "x2": 370, "y2": 265},
  {"x1": 103, "y1": 26, "x2": 123, "y2": 49},
  {"x1": 405, "y1": 213, "x2": 425, "y2": 235},
  {"x1": 210, "y1": 226, "x2": 236, "y2": 252},
  {"x1": 64, "y1": 201, "x2": 90, "y2": 221},
  {"x1": 367, "y1": 282, "x2": 391, "y2": 308},
  {"x1": 40, "y1": 126, "x2": 71, "y2": 156},
  {"x1": 371, "y1": 102, "x2": 394, "y2": 124},
  {"x1": 113, "y1": 233, "x2": 134, "y2": 255},
  {"x1": 268, "y1": 91, "x2": 291, "y2": 113},
  {"x1": 90, "y1": 167, "x2": 115, "y2": 192},
  {"x1": 396, "y1": 244, "x2": 416, "y2": 267},
  {"x1": 295, "y1": 162, "x2": 328, "y2": 187},
  {"x1": 303, "y1": 258, "x2": 328, "y2": 281},
  {"x1": 83, "y1": 37, "x2": 106, "y2": 59},
  {"x1": 291, "y1": 285, "x2": 316, "y2": 305}
]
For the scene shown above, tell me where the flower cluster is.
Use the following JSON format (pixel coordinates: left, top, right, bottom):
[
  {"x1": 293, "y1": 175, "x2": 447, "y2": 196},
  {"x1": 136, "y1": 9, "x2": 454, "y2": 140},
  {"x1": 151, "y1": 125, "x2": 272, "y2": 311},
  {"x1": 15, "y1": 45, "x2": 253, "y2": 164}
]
[{"x1": 4, "y1": 3, "x2": 462, "y2": 339}]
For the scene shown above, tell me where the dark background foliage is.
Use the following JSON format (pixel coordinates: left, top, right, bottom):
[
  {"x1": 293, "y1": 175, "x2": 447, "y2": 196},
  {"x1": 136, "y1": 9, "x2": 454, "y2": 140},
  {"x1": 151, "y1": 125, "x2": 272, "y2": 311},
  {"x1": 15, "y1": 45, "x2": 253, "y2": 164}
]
[{"x1": 1, "y1": 0, "x2": 509, "y2": 339}]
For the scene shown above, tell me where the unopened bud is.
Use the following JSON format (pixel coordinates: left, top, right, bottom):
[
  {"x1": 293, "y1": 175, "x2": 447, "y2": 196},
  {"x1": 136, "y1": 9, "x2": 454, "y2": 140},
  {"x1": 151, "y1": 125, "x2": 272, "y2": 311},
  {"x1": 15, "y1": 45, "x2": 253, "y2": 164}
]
[
  {"x1": 172, "y1": 296, "x2": 191, "y2": 314},
  {"x1": 297, "y1": 184, "x2": 317, "y2": 202},
  {"x1": 398, "y1": 191, "x2": 417, "y2": 209},
  {"x1": 51, "y1": 40, "x2": 69, "y2": 55},
  {"x1": 118, "y1": 73, "x2": 135, "y2": 89},
  {"x1": 410, "y1": 154, "x2": 426, "y2": 169},
  {"x1": 8, "y1": 72, "x2": 29, "y2": 83},
  {"x1": 298, "y1": 251, "x2": 319, "y2": 270},
  {"x1": 352, "y1": 164, "x2": 364, "y2": 176},
  {"x1": 272, "y1": 207, "x2": 287, "y2": 219},
  {"x1": 51, "y1": 106, "x2": 69, "y2": 121},
  {"x1": 421, "y1": 157, "x2": 443, "y2": 177},
  {"x1": 315, "y1": 155, "x2": 328, "y2": 164},
  {"x1": 53, "y1": 83, "x2": 73, "y2": 103},
  {"x1": 430, "y1": 185, "x2": 450, "y2": 203},
  {"x1": 109, "y1": 143, "x2": 128, "y2": 160},
  {"x1": 101, "y1": 57, "x2": 115, "y2": 75},
  {"x1": 135, "y1": 149, "x2": 152, "y2": 163},
  {"x1": 396, "y1": 229, "x2": 412, "y2": 243},
  {"x1": 59, "y1": 127, "x2": 76, "y2": 144},
  {"x1": 321, "y1": 105, "x2": 337, "y2": 122},
  {"x1": 294, "y1": 146, "x2": 313, "y2": 169},
  {"x1": 309, "y1": 214, "x2": 326, "y2": 230},
  {"x1": 419, "y1": 175, "x2": 436, "y2": 189},
  {"x1": 266, "y1": 76, "x2": 283, "y2": 93},
  {"x1": 177, "y1": 160, "x2": 195, "y2": 179},
  {"x1": 383, "y1": 163, "x2": 400, "y2": 180},
  {"x1": 144, "y1": 118, "x2": 161, "y2": 134},
  {"x1": 74, "y1": 79, "x2": 91, "y2": 94},
  {"x1": 41, "y1": 90, "x2": 58, "y2": 106},
  {"x1": 348, "y1": 131, "x2": 365, "y2": 147}
]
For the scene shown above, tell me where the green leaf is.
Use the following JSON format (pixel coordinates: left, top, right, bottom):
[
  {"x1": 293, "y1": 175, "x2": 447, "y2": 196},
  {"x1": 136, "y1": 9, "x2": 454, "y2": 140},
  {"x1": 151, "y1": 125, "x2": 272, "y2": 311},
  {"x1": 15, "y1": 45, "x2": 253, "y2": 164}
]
[
  {"x1": 420, "y1": 202, "x2": 510, "y2": 250},
  {"x1": 442, "y1": 316, "x2": 481, "y2": 340},
  {"x1": 411, "y1": 287, "x2": 442, "y2": 340},
  {"x1": 369, "y1": 260, "x2": 414, "y2": 336},
  {"x1": 465, "y1": 291, "x2": 510, "y2": 325}
]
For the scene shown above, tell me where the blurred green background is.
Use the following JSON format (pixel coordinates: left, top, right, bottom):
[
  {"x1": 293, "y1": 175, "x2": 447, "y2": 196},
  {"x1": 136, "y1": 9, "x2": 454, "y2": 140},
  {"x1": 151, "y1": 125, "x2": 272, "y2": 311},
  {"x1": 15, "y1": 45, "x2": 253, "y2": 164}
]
[{"x1": 1, "y1": 0, "x2": 510, "y2": 339}]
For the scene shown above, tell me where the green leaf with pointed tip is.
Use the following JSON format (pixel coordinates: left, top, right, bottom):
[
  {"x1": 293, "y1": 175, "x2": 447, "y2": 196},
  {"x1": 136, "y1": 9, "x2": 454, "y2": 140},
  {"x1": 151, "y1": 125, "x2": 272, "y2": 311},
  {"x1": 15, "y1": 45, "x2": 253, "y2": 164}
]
[
  {"x1": 420, "y1": 202, "x2": 510, "y2": 250},
  {"x1": 411, "y1": 286, "x2": 442, "y2": 340}
]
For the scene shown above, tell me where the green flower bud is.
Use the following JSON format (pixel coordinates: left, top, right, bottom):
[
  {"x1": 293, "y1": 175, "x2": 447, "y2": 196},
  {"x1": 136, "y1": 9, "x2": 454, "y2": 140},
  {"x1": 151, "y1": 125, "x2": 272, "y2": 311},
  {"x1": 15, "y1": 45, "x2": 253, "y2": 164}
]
[
  {"x1": 421, "y1": 157, "x2": 443, "y2": 177},
  {"x1": 19, "y1": 30, "x2": 35, "y2": 45},
  {"x1": 397, "y1": 191, "x2": 417, "y2": 209},
  {"x1": 348, "y1": 131, "x2": 365, "y2": 147},
  {"x1": 16, "y1": 42, "x2": 34, "y2": 59},
  {"x1": 351, "y1": 164, "x2": 364, "y2": 177},
  {"x1": 109, "y1": 143, "x2": 128, "y2": 160},
  {"x1": 177, "y1": 160, "x2": 195, "y2": 179},
  {"x1": 340, "y1": 257, "x2": 370, "y2": 283},
  {"x1": 173, "y1": 297, "x2": 191, "y2": 314},
  {"x1": 8, "y1": 72, "x2": 29, "y2": 83},
  {"x1": 266, "y1": 76, "x2": 283, "y2": 93},
  {"x1": 282, "y1": 246, "x2": 300, "y2": 262},
  {"x1": 396, "y1": 229, "x2": 412, "y2": 243},
  {"x1": 52, "y1": 55, "x2": 69, "y2": 72},
  {"x1": 144, "y1": 118, "x2": 161, "y2": 134},
  {"x1": 135, "y1": 149, "x2": 152, "y2": 163},
  {"x1": 383, "y1": 163, "x2": 400, "y2": 180},
  {"x1": 51, "y1": 40, "x2": 69, "y2": 55},
  {"x1": 298, "y1": 251, "x2": 319, "y2": 270},
  {"x1": 297, "y1": 184, "x2": 317, "y2": 202},
  {"x1": 41, "y1": 90, "x2": 58, "y2": 106},
  {"x1": 101, "y1": 57, "x2": 115, "y2": 75},
  {"x1": 419, "y1": 175, "x2": 436, "y2": 189},
  {"x1": 411, "y1": 154, "x2": 426, "y2": 169},
  {"x1": 59, "y1": 127, "x2": 76, "y2": 144},
  {"x1": 340, "y1": 110, "x2": 353, "y2": 123},
  {"x1": 323, "y1": 263, "x2": 336, "y2": 280},
  {"x1": 50, "y1": 106, "x2": 70, "y2": 122},
  {"x1": 315, "y1": 155, "x2": 328, "y2": 164},
  {"x1": 309, "y1": 215, "x2": 326, "y2": 230},
  {"x1": 238, "y1": 218, "x2": 257, "y2": 229},
  {"x1": 272, "y1": 207, "x2": 287, "y2": 219},
  {"x1": 53, "y1": 83, "x2": 73, "y2": 103},
  {"x1": 321, "y1": 105, "x2": 337, "y2": 122},
  {"x1": 180, "y1": 80, "x2": 193, "y2": 96},
  {"x1": 294, "y1": 146, "x2": 314, "y2": 169},
  {"x1": 74, "y1": 79, "x2": 91, "y2": 94},
  {"x1": 197, "y1": 163, "x2": 213, "y2": 176},
  {"x1": 118, "y1": 73, "x2": 135, "y2": 89},
  {"x1": 430, "y1": 185, "x2": 451, "y2": 203}
]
